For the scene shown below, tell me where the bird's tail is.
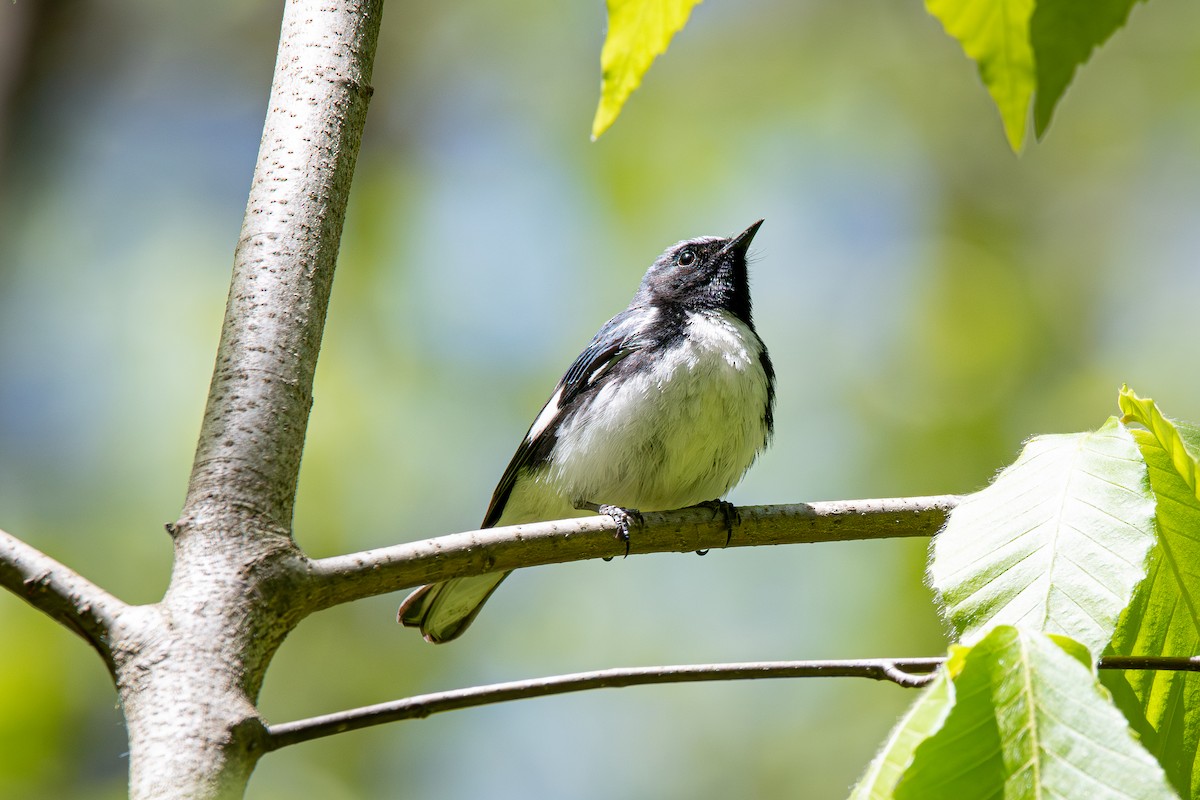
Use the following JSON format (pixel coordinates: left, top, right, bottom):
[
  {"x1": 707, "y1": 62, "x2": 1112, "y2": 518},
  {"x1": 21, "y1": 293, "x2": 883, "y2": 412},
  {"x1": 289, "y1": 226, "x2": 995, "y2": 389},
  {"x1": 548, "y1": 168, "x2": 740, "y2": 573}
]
[{"x1": 397, "y1": 571, "x2": 511, "y2": 644}]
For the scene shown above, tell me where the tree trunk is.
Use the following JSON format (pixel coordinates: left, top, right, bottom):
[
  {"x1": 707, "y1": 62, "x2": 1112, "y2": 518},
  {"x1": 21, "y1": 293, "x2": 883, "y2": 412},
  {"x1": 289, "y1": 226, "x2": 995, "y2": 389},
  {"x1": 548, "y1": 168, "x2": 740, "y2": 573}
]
[{"x1": 115, "y1": 1, "x2": 382, "y2": 796}]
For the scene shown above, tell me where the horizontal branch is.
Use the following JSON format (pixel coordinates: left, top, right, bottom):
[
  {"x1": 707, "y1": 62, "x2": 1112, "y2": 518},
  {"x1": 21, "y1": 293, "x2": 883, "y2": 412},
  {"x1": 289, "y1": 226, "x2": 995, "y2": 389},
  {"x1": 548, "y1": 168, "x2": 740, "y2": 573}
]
[
  {"x1": 0, "y1": 527, "x2": 128, "y2": 669},
  {"x1": 1100, "y1": 655, "x2": 1200, "y2": 671},
  {"x1": 264, "y1": 651, "x2": 1200, "y2": 751},
  {"x1": 265, "y1": 652, "x2": 1200, "y2": 753},
  {"x1": 263, "y1": 656, "x2": 947, "y2": 750},
  {"x1": 304, "y1": 495, "x2": 961, "y2": 611}
]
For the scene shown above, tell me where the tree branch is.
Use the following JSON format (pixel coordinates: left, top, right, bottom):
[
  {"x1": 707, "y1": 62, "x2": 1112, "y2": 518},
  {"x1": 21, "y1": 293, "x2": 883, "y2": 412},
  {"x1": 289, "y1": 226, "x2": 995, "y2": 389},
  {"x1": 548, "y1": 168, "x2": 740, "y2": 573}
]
[
  {"x1": 304, "y1": 495, "x2": 961, "y2": 610},
  {"x1": 263, "y1": 652, "x2": 1200, "y2": 750},
  {"x1": 263, "y1": 657, "x2": 948, "y2": 750},
  {"x1": 0, "y1": 527, "x2": 128, "y2": 669}
]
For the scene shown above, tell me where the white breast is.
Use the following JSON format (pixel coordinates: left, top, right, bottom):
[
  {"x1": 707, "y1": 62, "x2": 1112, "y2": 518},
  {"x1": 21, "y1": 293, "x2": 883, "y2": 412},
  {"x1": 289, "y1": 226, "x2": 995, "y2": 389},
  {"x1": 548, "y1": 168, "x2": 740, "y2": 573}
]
[{"x1": 536, "y1": 308, "x2": 770, "y2": 515}]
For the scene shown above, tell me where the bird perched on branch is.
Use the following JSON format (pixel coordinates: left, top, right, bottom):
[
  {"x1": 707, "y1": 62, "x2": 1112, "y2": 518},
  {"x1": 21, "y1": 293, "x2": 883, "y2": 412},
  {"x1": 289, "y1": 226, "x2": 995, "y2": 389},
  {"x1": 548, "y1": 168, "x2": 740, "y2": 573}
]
[{"x1": 398, "y1": 220, "x2": 775, "y2": 643}]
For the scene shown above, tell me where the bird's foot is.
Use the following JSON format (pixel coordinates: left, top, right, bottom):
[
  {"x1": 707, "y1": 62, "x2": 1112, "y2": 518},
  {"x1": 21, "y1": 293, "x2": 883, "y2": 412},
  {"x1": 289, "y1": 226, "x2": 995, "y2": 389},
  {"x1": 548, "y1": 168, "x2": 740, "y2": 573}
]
[
  {"x1": 578, "y1": 501, "x2": 642, "y2": 559},
  {"x1": 697, "y1": 499, "x2": 740, "y2": 549},
  {"x1": 598, "y1": 504, "x2": 643, "y2": 558}
]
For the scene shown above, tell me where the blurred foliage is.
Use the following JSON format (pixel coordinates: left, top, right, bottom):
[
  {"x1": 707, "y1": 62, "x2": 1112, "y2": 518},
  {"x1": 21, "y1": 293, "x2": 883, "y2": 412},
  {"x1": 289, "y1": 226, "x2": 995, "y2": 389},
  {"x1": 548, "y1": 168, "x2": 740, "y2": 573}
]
[{"x1": 0, "y1": 0, "x2": 1197, "y2": 798}]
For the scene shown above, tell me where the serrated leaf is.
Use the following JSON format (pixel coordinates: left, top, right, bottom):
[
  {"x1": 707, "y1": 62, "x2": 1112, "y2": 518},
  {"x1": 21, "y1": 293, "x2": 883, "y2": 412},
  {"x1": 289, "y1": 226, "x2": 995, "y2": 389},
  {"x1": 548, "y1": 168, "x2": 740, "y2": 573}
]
[
  {"x1": 895, "y1": 626, "x2": 1176, "y2": 800},
  {"x1": 931, "y1": 417, "x2": 1157, "y2": 654},
  {"x1": 1029, "y1": 0, "x2": 1143, "y2": 137},
  {"x1": 591, "y1": 0, "x2": 702, "y2": 140},
  {"x1": 1106, "y1": 392, "x2": 1200, "y2": 798},
  {"x1": 849, "y1": 670, "x2": 955, "y2": 800},
  {"x1": 925, "y1": 0, "x2": 1036, "y2": 152},
  {"x1": 1120, "y1": 386, "x2": 1200, "y2": 503},
  {"x1": 925, "y1": 0, "x2": 1145, "y2": 150}
]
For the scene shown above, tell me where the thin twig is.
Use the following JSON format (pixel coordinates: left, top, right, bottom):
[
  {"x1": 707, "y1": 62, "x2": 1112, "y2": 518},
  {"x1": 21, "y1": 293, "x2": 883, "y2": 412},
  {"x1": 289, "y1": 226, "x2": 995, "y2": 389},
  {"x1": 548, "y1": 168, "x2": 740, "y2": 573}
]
[
  {"x1": 304, "y1": 495, "x2": 961, "y2": 611},
  {"x1": 264, "y1": 657, "x2": 948, "y2": 750},
  {"x1": 263, "y1": 651, "x2": 1200, "y2": 751},
  {"x1": 1101, "y1": 654, "x2": 1200, "y2": 671},
  {"x1": 0, "y1": 527, "x2": 128, "y2": 669}
]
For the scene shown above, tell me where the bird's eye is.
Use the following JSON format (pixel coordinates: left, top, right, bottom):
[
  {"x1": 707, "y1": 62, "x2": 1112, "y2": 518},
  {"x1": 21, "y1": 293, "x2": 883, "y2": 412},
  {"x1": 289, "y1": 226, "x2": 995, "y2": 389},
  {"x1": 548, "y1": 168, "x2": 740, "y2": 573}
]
[{"x1": 678, "y1": 249, "x2": 696, "y2": 266}]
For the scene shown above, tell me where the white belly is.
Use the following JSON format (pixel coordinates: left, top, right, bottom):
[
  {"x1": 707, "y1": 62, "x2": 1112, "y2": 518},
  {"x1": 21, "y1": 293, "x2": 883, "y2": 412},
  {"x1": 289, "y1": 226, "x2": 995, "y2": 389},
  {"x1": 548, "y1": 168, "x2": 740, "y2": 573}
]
[{"x1": 525, "y1": 309, "x2": 770, "y2": 517}]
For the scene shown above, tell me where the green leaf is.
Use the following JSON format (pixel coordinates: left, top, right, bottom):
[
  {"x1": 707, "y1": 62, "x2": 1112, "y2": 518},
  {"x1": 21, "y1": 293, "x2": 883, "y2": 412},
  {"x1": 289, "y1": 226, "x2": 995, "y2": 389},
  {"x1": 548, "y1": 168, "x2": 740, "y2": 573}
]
[
  {"x1": 931, "y1": 417, "x2": 1157, "y2": 654},
  {"x1": 1120, "y1": 386, "x2": 1200, "y2": 503},
  {"x1": 1029, "y1": 0, "x2": 1143, "y2": 137},
  {"x1": 849, "y1": 669, "x2": 955, "y2": 800},
  {"x1": 591, "y1": 0, "x2": 702, "y2": 140},
  {"x1": 925, "y1": 0, "x2": 1036, "y2": 152},
  {"x1": 895, "y1": 626, "x2": 1177, "y2": 800},
  {"x1": 924, "y1": 0, "x2": 1147, "y2": 150},
  {"x1": 1107, "y1": 390, "x2": 1200, "y2": 797}
]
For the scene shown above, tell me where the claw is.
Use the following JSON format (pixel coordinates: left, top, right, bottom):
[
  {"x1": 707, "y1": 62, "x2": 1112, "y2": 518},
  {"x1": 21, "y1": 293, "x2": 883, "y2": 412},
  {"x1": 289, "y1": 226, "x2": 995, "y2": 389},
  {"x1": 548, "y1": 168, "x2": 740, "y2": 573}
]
[
  {"x1": 597, "y1": 504, "x2": 642, "y2": 558},
  {"x1": 576, "y1": 500, "x2": 643, "y2": 558},
  {"x1": 698, "y1": 499, "x2": 740, "y2": 548}
]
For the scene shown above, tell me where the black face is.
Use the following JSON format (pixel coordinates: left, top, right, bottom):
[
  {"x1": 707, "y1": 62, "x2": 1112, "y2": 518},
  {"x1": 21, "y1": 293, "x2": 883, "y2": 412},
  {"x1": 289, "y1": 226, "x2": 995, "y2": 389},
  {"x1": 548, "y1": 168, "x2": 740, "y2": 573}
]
[{"x1": 632, "y1": 220, "x2": 763, "y2": 326}]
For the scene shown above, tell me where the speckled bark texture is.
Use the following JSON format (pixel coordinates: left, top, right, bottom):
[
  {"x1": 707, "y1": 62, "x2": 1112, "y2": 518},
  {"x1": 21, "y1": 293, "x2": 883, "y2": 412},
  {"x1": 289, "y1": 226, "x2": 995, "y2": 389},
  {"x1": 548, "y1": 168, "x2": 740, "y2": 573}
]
[
  {"x1": 116, "y1": 2, "x2": 383, "y2": 797},
  {"x1": 183, "y1": 0, "x2": 379, "y2": 531}
]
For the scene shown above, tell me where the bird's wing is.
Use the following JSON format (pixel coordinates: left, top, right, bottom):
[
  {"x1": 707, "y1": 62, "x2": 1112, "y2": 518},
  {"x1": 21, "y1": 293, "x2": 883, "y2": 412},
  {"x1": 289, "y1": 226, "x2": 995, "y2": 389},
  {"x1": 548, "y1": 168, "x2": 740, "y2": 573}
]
[{"x1": 480, "y1": 309, "x2": 649, "y2": 528}]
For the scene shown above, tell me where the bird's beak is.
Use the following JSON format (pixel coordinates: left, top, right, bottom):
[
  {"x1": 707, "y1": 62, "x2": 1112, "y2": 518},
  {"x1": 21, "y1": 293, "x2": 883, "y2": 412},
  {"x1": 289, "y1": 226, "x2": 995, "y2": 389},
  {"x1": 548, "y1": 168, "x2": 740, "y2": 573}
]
[{"x1": 722, "y1": 219, "x2": 764, "y2": 258}]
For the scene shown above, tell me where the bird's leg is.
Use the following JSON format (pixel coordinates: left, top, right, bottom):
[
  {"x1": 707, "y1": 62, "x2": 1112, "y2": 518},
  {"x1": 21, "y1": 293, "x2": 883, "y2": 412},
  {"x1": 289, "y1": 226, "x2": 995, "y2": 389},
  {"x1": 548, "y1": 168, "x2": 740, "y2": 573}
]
[
  {"x1": 697, "y1": 499, "x2": 740, "y2": 550},
  {"x1": 576, "y1": 500, "x2": 643, "y2": 558}
]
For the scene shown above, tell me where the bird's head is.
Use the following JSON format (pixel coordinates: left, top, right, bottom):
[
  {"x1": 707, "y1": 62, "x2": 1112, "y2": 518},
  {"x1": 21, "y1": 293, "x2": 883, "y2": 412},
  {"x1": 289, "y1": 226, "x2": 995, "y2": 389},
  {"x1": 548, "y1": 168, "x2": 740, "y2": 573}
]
[{"x1": 633, "y1": 219, "x2": 763, "y2": 325}]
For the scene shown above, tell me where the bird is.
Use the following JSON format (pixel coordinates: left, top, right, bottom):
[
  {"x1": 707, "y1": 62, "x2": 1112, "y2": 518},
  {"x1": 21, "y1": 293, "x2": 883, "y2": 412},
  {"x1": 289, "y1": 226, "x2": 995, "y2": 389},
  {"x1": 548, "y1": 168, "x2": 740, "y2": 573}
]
[{"x1": 398, "y1": 220, "x2": 775, "y2": 643}]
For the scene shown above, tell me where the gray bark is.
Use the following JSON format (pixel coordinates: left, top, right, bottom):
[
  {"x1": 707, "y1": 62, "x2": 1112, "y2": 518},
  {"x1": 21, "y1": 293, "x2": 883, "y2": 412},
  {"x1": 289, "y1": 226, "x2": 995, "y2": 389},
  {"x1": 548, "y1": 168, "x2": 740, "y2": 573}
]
[{"x1": 117, "y1": 0, "x2": 382, "y2": 796}]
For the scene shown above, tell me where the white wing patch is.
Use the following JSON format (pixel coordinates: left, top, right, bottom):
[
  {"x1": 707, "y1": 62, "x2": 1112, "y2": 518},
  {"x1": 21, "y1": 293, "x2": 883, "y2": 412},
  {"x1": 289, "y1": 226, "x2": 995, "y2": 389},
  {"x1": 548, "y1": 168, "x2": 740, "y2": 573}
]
[{"x1": 527, "y1": 386, "x2": 564, "y2": 443}]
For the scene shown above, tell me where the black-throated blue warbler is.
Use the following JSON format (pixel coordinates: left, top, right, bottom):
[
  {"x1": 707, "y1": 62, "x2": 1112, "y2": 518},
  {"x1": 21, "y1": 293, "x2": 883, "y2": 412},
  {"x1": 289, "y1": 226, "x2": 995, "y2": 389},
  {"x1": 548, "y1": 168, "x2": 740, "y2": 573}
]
[{"x1": 398, "y1": 220, "x2": 775, "y2": 643}]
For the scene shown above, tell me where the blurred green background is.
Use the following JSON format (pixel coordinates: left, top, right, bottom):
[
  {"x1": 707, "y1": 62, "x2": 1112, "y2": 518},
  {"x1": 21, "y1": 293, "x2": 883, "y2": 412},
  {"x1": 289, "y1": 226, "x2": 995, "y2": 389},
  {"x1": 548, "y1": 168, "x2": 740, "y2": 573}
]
[{"x1": 1, "y1": 0, "x2": 1198, "y2": 797}]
